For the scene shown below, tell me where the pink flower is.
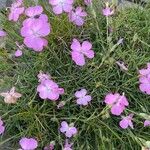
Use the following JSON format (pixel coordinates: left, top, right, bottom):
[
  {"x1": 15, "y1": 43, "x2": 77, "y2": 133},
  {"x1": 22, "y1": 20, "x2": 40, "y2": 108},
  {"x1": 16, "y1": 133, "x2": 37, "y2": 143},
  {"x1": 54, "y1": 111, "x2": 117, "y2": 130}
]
[
  {"x1": 71, "y1": 39, "x2": 94, "y2": 66},
  {"x1": 37, "y1": 71, "x2": 51, "y2": 83},
  {"x1": 75, "y1": 89, "x2": 92, "y2": 106},
  {"x1": 21, "y1": 19, "x2": 50, "y2": 52},
  {"x1": 139, "y1": 63, "x2": 150, "y2": 95},
  {"x1": 19, "y1": 137, "x2": 38, "y2": 150},
  {"x1": 84, "y1": 0, "x2": 92, "y2": 5},
  {"x1": 49, "y1": 0, "x2": 74, "y2": 15},
  {"x1": 15, "y1": 49, "x2": 23, "y2": 57},
  {"x1": 60, "y1": 121, "x2": 77, "y2": 138},
  {"x1": 8, "y1": 0, "x2": 24, "y2": 22},
  {"x1": 63, "y1": 139, "x2": 73, "y2": 150},
  {"x1": 119, "y1": 114, "x2": 134, "y2": 129},
  {"x1": 144, "y1": 120, "x2": 150, "y2": 127},
  {"x1": 69, "y1": 7, "x2": 87, "y2": 26},
  {"x1": 0, "y1": 117, "x2": 5, "y2": 135},
  {"x1": 37, "y1": 79, "x2": 64, "y2": 101},
  {"x1": 104, "y1": 93, "x2": 129, "y2": 116},
  {"x1": 0, "y1": 30, "x2": 6, "y2": 37},
  {"x1": 0, "y1": 87, "x2": 22, "y2": 104}
]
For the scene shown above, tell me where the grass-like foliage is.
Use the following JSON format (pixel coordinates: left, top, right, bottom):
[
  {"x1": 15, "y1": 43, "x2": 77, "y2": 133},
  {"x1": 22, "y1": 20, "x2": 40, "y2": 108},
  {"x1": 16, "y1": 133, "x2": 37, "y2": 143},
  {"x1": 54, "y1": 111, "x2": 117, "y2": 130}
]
[{"x1": 0, "y1": 0, "x2": 150, "y2": 149}]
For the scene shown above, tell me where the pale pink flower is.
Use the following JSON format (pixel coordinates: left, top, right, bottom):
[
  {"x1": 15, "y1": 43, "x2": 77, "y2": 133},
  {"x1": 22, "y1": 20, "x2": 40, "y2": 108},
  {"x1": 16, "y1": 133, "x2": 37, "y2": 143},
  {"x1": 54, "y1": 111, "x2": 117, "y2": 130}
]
[
  {"x1": 144, "y1": 120, "x2": 150, "y2": 127},
  {"x1": 119, "y1": 114, "x2": 134, "y2": 129},
  {"x1": 75, "y1": 89, "x2": 92, "y2": 106},
  {"x1": 49, "y1": 0, "x2": 74, "y2": 15},
  {"x1": 84, "y1": 0, "x2": 92, "y2": 5},
  {"x1": 0, "y1": 30, "x2": 6, "y2": 37},
  {"x1": 15, "y1": 49, "x2": 23, "y2": 57},
  {"x1": 8, "y1": 0, "x2": 24, "y2": 22},
  {"x1": 60, "y1": 121, "x2": 77, "y2": 138},
  {"x1": 37, "y1": 79, "x2": 64, "y2": 101},
  {"x1": 19, "y1": 137, "x2": 38, "y2": 150},
  {"x1": 104, "y1": 93, "x2": 129, "y2": 116},
  {"x1": 63, "y1": 139, "x2": 73, "y2": 150},
  {"x1": 21, "y1": 19, "x2": 50, "y2": 51},
  {"x1": 0, "y1": 87, "x2": 22, "y2": 104},
  {"x1": 0, "y1": 117, "x2": 5, "y2": 135},
  {"x1": 139, "y1": 63, "x2": 150, "y2": 95},
  {"x1": 71, "y1": 39, "x2": 94, "y2": 66},
  {"x1": 37, "y1": 71, "x2": 51, "y2": 83},
  {"x1": 69, "y1": 7, "x2": 87, "y2": 26}
]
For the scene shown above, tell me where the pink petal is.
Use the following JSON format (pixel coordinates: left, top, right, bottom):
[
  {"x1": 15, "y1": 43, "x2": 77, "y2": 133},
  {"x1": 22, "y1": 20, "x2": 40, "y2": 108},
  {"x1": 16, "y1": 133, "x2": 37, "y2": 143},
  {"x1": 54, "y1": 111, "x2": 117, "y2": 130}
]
[
  {"x1": 111, "y1": 104, "x2": 124, "y2": 116},
  {"x1": 53, "y1": 5, "x2": 63, "y2": 15},
  {"x1": 139, "y1": 83, "x2": 150, "y2": 95},
  {"x1": 75, "y1": 89, "x2": 87, "y2": 98},
  {"x1": 82, "y1": 41, "x2": 92, "y2": 51},
  {"x1": 119, "y1": 118, "x2": 129, "y2": 129},
  {"x1": 60, "y1": 121, "x2": 69, "y2": 133},
  {"x1": 71, "y1": 39, "x2": 81, "y2": 51},
  {"x1": 71, "y1": 51, "x2": 85, "y2": 66},
  {"x1": 0, "y1": 30, "x2": 6, "y2": 37},
  {"x1": 144, "y1": 120, "x2": 150, "y2": 127},
  {"x1": 83, "y1": 50, "x2": 94, "y2": 59},
  {"x1": 24, "y1": 37, "x2": 45, "y2": 51},
  {"x1": 25, "y1": 6, "x2": 43, "y2": 17},
  {"x1": 74, "y1": 17, "x2": 84, "y2": 26},
  {"x1": 104, "y1": 93, "x2": 119, "y2": 105},
  {"x1": 19, "y1": 138, "x2": 38, "y2": 150},
  {"x1": 47, "y1": 92, "x2": 59, "y2": 101},
  {"x1": 15, "y1": 49, "x2": 23, "y2": 57},
  {"x1": 0, "y1": 126, "x2": 5, "y2": 134},
  {"x1": 63, "y1": 4, "x2": 72, "y2": 13}
]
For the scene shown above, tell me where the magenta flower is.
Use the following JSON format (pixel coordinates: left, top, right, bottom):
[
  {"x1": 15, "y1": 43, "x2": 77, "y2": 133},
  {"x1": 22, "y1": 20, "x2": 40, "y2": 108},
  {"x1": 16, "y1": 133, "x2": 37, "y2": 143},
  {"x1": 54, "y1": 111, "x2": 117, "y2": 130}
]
[
  {"x1": 139, "y1": 63, "x2": 150, "y2": 95},
  {"x1": 21, "y1": 19, "x2": 50, "y2": 52},
  {"x1": 104, "y1": 93, "x2": 129, "y2": 116},
  {"x1": 0, "y1": 30, "x2": 6, "y2": 37},
  {"x1": 63, "y1": 139, "x2": 73, "y2": 150},
  {"x1": 119, "y1": 114, "x2": 134, "y2": 129},
  {"x1": 37, "y1": 71, "x2": 51, "y2": 83},
  {"x1": 144, "y1": 120, "x2": 150, "y2": 127},
  {"x1": 84, "y1": 0, "x2": 92, "y2": 5},
  {"x1": 71, "y1": 39, "x2": 94, "y2": 66},
  {"x1": 0, "y1": 117, "x2": 5, "y2": 135},
  {"x1": 15, "y1": 49, "x2": 23, "y2": 57},
  {"x1": 75, "y1": 89, "x2": 92, "y2": 106},
  {"x1": 60, "y1": 121, "x2": 77, "y2": 138},
  {"x1": 37, "y1": 79, "x2": 64, "y2": 101},
  {"x1": 49, "y1": 0, "x2": 74, "y2": 15},
  {"x1": 69, "y1": 7, "x2": 87, "y2": 26},
  {"x1": 19, "y1": 137, "x2": 38, "y2": 150},
  {"x1": 8, "y1": 0, "x2": 24, "y2": 22}
]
